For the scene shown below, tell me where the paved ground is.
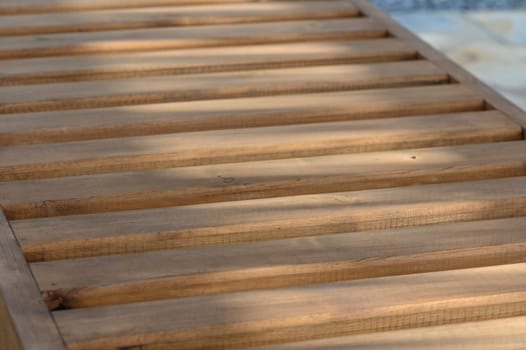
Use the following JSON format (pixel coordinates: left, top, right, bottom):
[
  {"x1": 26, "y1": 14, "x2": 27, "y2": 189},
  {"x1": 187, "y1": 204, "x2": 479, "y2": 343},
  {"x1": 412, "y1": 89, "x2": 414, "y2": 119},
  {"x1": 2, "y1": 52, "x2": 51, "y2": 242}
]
[
  {"x1": 374, "y1": 0, "x2": 526, "y2": 11},
  {"x1": 394, "y1": 11, "x2": 526, "y2": 111}
]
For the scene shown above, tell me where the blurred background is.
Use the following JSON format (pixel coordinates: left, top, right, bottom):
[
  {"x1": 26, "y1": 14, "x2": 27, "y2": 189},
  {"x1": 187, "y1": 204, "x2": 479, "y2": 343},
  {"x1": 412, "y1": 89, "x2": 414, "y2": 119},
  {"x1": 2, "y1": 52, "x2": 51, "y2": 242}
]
[{"x1": 373, "y1": 0, "x2": 526, "y2": 110}]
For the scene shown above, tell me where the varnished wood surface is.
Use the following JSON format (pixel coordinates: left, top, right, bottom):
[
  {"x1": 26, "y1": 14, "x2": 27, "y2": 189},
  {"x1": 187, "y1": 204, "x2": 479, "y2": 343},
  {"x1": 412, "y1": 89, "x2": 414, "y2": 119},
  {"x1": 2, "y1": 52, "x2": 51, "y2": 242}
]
[
  {"x1": 0, "y1": 84, "x2": 481, "y2": 146},
  {"x1": 1, "y1": 141, "x2": 525, "y2": 220},
  {"x1": 0, "y1": 61, "x2": 447, "y2": 114},
  {"x1": 32, "y1": 217, "x2": 526, "y2": 308},
  {"x1": 0, "y1": 39, "x2": 415, "y2": 86},
  {"x1": 0, "y1": 0, "x2": 360, "y2": 36},
  {"x1": 0, "y1": 18, "x2": 386, "y2": 59},
  {"x1": 12, "y1": 176, "x2": 526, "y2": 262},
  {"x1": 253, "y1": 316, "x2": 526, "y2": 350},
  {"x1": 1, "y1": 1, "x2": 525, "y2": 349},
  {"x1": 0, "y1": 0, "x2": 329, "y2": 15},
  {"x1": 1, "y1": 111, "x2": 520, "y2": 181},
  {"x1": 53, "y1": 263, "x2": 526, "y2": 350}
]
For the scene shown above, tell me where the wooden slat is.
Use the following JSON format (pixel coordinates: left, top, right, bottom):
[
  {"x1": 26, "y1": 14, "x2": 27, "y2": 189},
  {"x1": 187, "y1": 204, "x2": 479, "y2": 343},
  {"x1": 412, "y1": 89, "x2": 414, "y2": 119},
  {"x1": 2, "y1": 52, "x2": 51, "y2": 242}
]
[
  {"x1": 0, "y1": 111, "x2": 520, "y2": 181},
  {"x1": 3, "y1": 141, "x2": 526, "y2": 220},
  {"x1": 0, "y1": 18, "x2": 386, "y2": 59},
  {"x1": 1, "y1": 1, "x2": 525, "y2": 347},
  {"x1": 0, "y1": 0, "x2": 312, "y2": 15},
  {"x1": 353, "y1": 0, "x2": 526, "y2": 131},
  {"x1": 0, "y1": 211, "x2": 66, "y2": 349},
  {"x1": 0, "y1": 39, "x2": 416, "y2": 86},
  {"x1": 0, "y1": 1, "x2": 360, "y2": 36},
  {"x1": 0, "y1": 61, "x2": 447, "y2": 114},
  {"x1": 0, "y1": 84, "x2": 482, "y2": 146},
  {"x1": 31, "y1": 217, "x2": 526, "y2": 309},
  {"x1": 252, "y1": 316, "x2": 526, "y2": 350},
  {"x1": 53, "y1": 263, "x2": 526, "y2": 350},
  {"x1": 11, "y1": 176, "x2": 526, "y2": 262}
]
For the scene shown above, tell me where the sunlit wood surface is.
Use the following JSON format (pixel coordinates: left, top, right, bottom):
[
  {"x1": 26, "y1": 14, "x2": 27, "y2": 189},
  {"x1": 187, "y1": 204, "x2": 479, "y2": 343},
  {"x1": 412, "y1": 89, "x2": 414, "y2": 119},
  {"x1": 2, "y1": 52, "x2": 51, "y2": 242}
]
[{"x1": 1, "y1": 1, "x2": 526, "y2": 349}]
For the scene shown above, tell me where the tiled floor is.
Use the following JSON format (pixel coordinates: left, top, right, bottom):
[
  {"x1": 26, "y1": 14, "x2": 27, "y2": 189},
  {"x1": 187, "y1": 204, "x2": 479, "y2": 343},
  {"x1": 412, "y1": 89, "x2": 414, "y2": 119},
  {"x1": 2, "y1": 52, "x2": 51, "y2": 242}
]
[{"x1": 394, "y1": 11, "x2": 526, "y2": 110}]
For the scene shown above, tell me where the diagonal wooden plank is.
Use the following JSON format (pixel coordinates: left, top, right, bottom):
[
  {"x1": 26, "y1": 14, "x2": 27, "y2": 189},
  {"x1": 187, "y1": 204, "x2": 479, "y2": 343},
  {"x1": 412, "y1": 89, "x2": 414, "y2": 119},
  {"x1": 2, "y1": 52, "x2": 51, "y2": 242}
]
[
  {"x1": 0, "y1": 18, "x2": 386, "y2": 59},
  {"x1": 252, "y1": 316, "x2": 526, "y2": 350},
  {"x1": 2, "y1": 141, "x2": 526, "y2": 220},
  {"x1": 31, "y1": 217, "x2": 526, "y2": 309},
  {"x1": 0, "y1": 111, "x2": 520, "y2": 181},
  {"x1": 0, "y1": 85, "x2": 481, "y2": 146},
  {"x1": 11, "y1": 176, "x2": 526, "y2": 262},
  {"x1": 0, "y1": 38, "x2": 417, "y2": 86},
  {"x1": 0, "y1": 0, "x2": 319, "y2": 15},
  {"x1": 0, "y1": 211, "x2": 66, "y2": 349},
  {"x1": 0, "y1": 0, "x2": 360, "y2": 36},
  {"x1": 0, "y1": 61, "x2": 447, "y2": 114},
  {"x1": 0, "y1": 39, "x2": 416, "y2": 86},
  {"x1": 52, "y1": 263, "x2": 526, "y2": 350}
]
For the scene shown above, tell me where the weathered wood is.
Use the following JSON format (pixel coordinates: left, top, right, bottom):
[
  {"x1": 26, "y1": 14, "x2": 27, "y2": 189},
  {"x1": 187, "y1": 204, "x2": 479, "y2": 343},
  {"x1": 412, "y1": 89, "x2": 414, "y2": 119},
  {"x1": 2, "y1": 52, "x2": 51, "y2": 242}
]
[
  {"x1": 0, "y1": 111, "x2": 520, "y2": 181},
  {"x1": 0, "y1": 18, "x2": 386, "y2": 59},
  {"x1": 53, "y1": 263, "x2": 526, "y2": 350},
  {"x1": 2, "y1": 141, "x2": 526, "y2": 220},
  {"x1": 0, "y1": 39, "x2": 415, "y2": 86},
  {"x1": 32, "y1": 217, "x2": 526, "y2": 309},
  {"x1": 0, "y1": 211, "x2": 66, "y2": 349},
  {"x1": 0, "y1": 84, "x2": 482, "y2": 146},
  {"x1": 12, "y1": 176, "x2": 526, "y2": 262},
  {"x1": 0, "y1": 0, "x2": 360, "y2": 36},
  {"x1": 353, "y1": 0, "x2": 526, "y2": 131},
  {"x1": 0, "y1": 61, "x2": 447, "y2": 114},
  {"x1": 253, "y1": 316, "x2": 526, "y2": 350}
]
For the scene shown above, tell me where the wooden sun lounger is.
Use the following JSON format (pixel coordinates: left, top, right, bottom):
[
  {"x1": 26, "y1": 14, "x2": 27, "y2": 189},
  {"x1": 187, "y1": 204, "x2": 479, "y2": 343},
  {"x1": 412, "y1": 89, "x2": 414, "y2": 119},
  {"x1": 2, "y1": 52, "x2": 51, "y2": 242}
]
[{"x1": 1, "y1": 1, "x2": 526, "y2": 349}]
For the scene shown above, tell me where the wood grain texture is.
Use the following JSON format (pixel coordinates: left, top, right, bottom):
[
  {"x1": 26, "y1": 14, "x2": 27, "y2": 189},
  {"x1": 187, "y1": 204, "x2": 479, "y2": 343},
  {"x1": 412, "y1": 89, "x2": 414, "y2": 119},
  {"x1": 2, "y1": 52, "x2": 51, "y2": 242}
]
[
  {"x1": 0, "y1": 1, "x2": 360, "y2": 36},
  {"x1": 53, "y1": 263, "x2": 526, "y2": 350},
  {"x1": 252, "y1": 316, "x2": 526, "y2": 350},
  {"x1": 0, "y1": 61, "x2": 447, "y2": 114},
  {"x1": 0, "y1": 18, "x2": 386, "y2": 59},
  {"x1": 2, "y1": 141, "x2": 526, "y2": 220},
  {"x1": 0, "y1": 211, "x2": 66, "y2": 349},
  {"x1": 0, "y1": 84, "x2": 482, "y2": 146},
  {"x1": 0, "y1": 1, "x2": 525, "y2": 346},
  {"x1": 32, "y1": 217, "x2": 526, "y2": 309},
  {"x1": 0, "y1": 39, "x2": 416, "y2": 86},
  {"x1": 1, "y1": 111, "x2": 520, "y2": 181},
  {"x1": 0, "y1": 0, "x2": 318, "y2": 15},
  {"x1": 12, "y1": 176, "x2": 526, "y2": 262},
  {"x1": 353, "y1": 0, "x2": 526, "y2": 131}
]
